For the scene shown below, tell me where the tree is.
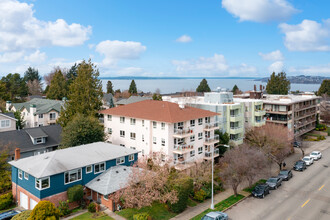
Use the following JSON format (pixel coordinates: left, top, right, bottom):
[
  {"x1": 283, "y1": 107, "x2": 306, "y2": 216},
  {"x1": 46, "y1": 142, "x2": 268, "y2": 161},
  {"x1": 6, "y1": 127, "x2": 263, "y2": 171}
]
[
  {"x1": 60, "y1": 114, "x2": 105, "y2": 148},
  {"x1": 244, "y1": 123, "x2": 292, "y2": 171},
  {"x1": 28, "y1": 200, "x2": 60, "y2": 220},
  {"x1": 46, "y1": 69, "x2": 67, "y2": 100},
  {"x1": 0, "y1": 148, "x2": 11, "y2": 193},
  {"x1": 57, "y1": 60, "x2": 103, "y2": 127},
  {"x1": 152, "y1": 93, "x2": 162, "y2": 100},
  {"x1": 196, "y1": 79, "x2": 211, "y2": 93},
  {"x1": 14, "y1": 111, "x2": 25, "y2": 129},
  {"x1": 317, "y1": 79, "x2": 330, "y2": 96},
  {"x1": 0, "y1": 73, "x2": 28, "y2": 101},
  {"x1": 24, "y1": 67, "x2": 41, "y2": 83},
  {"x1": 27, "y1": 79, "x2": 42, "y2": 95},
  {"x1": 320, "y1": 94, "x2": 330, "y2": 124},
  {"x1": 266, "y1": 72, "x2": 291, "y2": 95},
  {"x1": 129, "y1": 80, "x2": 137, "y2": 95},
  {"x1": 232, "y1": 85, "x2": 242, "y2": 95},
  {"x1": 66, "y1": 63, "x2": 78, "y2": 87},
  {"x1": 106, "y1": 81, "x2": 114, "y2": 95}
]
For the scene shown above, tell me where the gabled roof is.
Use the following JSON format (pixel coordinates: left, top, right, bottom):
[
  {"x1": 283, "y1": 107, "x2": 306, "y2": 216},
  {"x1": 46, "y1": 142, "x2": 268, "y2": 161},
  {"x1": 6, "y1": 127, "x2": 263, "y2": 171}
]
[
  {"x1": 0, "y1": 125, "x2": 61, "y2": 155},
  {"x1": 25, "y1": 128, "x2": 48, "y2": 139},
  {"x1": 9, "y1": 142, "x2": 138, "y2": 178},
  {"x1": 100, "y1": 100, "x2": 219, "y2": 123},
  {"x1": 11, "y1": 98, "x2": 64, "y2": 114},
  {"x1": 0, "y1": 113, "x2": 17, "y2": 121},
  {"x1": 86, "y1": 165, "x2": 142, "y2": 195},
  {"x1": 115, "y1": 96, "x2": 152, "y2": 105}
]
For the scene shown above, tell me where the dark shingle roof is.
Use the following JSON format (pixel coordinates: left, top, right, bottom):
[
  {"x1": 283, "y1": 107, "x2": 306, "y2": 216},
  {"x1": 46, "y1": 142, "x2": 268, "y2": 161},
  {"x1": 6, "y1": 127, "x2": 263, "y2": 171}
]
[
  {"x1": 1, "y1": 113, "x2": 16, "y2": 120},
  {"x1": 25, "y1": 128, "x2": 48, "y2": 138}
]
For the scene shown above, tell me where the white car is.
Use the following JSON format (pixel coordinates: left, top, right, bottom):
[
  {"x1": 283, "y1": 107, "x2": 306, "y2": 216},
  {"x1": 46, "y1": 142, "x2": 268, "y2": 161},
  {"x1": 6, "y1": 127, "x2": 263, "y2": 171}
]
[
  {"x1": 302, "y1": 156, "x2": 314, "y2": 165},
  {"x1": 310, "y1": 151, "x2": 322, "y2": 160}
]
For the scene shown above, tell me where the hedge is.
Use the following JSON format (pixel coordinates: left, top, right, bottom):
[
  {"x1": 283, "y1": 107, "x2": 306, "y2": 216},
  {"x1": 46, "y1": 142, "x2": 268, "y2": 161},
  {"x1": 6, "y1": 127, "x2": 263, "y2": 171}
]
[
  {"x1": 168, "y1": 177, "x2": 194, "y2": 213},
  {"x1": 67, "y1": 185, "x2": 84, "y2": 203},
  {"x1": 28, "y1": 200, "x2": 60, "y2": 220},
  {"x1": 0, "y1": 192, "x2": 13, "y2": 210},
  {"x1": 12, "y1": 210, "x2": 32, "y2": 220},
  {"x1": 88, "y1": 202, "x2": 96, "y2": 213},
  {"x1": 133, "y1": 212, "x2": 150, "y2": 220}
]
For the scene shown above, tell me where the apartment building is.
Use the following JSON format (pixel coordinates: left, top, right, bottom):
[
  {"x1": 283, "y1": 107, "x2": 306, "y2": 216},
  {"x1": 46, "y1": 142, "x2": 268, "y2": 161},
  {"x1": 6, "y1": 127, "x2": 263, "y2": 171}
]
[
  {"x1": 100, "y1": 100, "x2": 219, "y2": 169},
  {"x1": 233, "y1": 98, "x2": 266, "y2": 128},
  {"x1": 6, "y1": 98, "x2": 64, "y2": 128}
]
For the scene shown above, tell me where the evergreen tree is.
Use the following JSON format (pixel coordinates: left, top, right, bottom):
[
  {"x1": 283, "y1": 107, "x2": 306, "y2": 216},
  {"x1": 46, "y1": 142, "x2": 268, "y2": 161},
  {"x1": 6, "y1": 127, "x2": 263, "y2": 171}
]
[
  {"x1": 46, "y1": 69, "x2": 67, "y2": 100},
  {"x1": 106, "y1": 80, "x2": 114, "y2": 95},
  {"x1": 196, "y1": 78, "x2": 211, "y2": 93},
  {"x1": 60, "y1": 114, "x2": 105, "y2": 148},
  {"x1": 57, "y1": 60, "x2": 103, "y2": 127},
  {"x1": 317, "y1": 79, "x2": 330, "y2": 96},
  {"x1": 231, "y1": 84, "x2": 242, "y2": 95},
  {"x1": 24, "y1": 67, "x2": 42, "y2": 82},
  {"x1": 14, "y1": 111, "x2": 25, "y2": 129},
  {"x1": 66, "y1": 63, "x2": 78, "y2": 86},
  {"x1": 266, "y1": 72, "x2": 290, "y2": 95},
  {"x1": 129, "y1": 80, "x2": 137, "y2": 94},
  {"x1": 152, "y1": 93, "x2": 162, "y2": 100},
  {"x1": 1, "y1": 73, "x2": 28, "y2": 101}
]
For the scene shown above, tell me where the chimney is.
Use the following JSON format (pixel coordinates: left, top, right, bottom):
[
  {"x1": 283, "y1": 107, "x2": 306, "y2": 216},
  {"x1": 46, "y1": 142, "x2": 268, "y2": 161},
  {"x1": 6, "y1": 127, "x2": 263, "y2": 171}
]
[
  {"x1": 260, "y1": 85, "x2": 262, "y2": 91},
  {"x1": 6, "y1": 101, "x2": 11, "y2": 111},
  {"x1": 15, "y1": 148, "x2": 20, "y2": 161},
  {"x1": 254, "y1": 85, "x2": 256, "y2": 91}
]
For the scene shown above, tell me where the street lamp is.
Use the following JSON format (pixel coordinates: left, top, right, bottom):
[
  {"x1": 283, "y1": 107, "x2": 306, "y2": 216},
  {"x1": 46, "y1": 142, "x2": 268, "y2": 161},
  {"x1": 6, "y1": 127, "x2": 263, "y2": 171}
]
[{"x1": 211, "y1": 144, "x2": 214, "y2": 209}]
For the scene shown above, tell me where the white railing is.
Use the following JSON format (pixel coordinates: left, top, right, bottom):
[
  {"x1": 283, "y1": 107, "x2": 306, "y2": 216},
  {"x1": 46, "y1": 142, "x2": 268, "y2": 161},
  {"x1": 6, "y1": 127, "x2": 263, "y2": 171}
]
[
  {"x1": 205, "y1": 134, "x2": 220, "y2": 143},
  {"x1": 204, "y1": 121, "x2": 219, "y2": 129},
  {"x1": 174, "y1": 127, "x2": 194, "y2": 135},
  {"x1": 174, "y1": 144, "x2": 194, "y2": 151},
  {"x1": 205, "y1": 149, "x2": 220, "y2": 157},
  {"x1": 230, "y1": 126, "x2": 242, "y2": 130}
]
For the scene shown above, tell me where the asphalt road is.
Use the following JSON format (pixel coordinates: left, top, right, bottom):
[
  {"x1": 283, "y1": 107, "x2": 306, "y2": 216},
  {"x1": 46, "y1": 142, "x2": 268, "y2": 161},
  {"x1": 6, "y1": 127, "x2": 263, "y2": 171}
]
[{"x1": 226, "y1": 138, "x2": 330, "y2": 220}]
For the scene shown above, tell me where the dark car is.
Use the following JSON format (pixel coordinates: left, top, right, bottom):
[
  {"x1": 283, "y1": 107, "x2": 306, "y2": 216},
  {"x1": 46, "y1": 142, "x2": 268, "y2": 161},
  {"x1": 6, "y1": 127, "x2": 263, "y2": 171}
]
[
  {"x1": 293, "y1": 160, "x2": 307, "y2": 171},
  {"x1": 252, "y1": 184, "x2": 270, "y2": 198},
  {"x1": 266, "y1": 177, "x2": 282, "y2": 189},
  {"x1": 278, "y1": 169, "x2": 293, "y2": 181},
  {"x1": 293, "y1": 141, "x2": 301, "y2": 148},
  {"x1": 201, "y1": 211, "x2": 228, "y2": 220},
  {"x1": 0, "y1": 210, "x2": 19, "y2": 220}
]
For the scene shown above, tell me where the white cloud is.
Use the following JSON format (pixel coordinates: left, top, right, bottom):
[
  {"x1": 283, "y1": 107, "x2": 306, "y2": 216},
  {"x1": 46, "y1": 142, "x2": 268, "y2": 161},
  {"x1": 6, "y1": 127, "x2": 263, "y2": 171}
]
[
  {"x1": 289, "y1": 64, "x2": 330, "y2": 76},
  {"x1": 24, "y1": 50, "x2": 46, "y2": 63},
  {"x1": 222, "y1": 0, "x2": 298, "y2": 22},
  {"x1": 95, "y1": 40, "x2": 146, "y2": 66},
  {"x1": 259, "y1": 50, "x2": 284, "y2": 61},
  {"x1": 229, "y1": 63, "x2": 258, "y2": 75},
  {"x1": 268, "y1": 61, "x2": 284, "y2": 73},
  {"x1": 0, "y1": 0, "x2": 91, "y2": 54},
  {"x1": 279, "y1": 19, "x2": 330, "y2": 51},
  {"x1": 176, "y1": 35, "x2": 192, "y2": 43},
  {"x1": 0, "y1": 51, "x2": 24, "y2": 63}
]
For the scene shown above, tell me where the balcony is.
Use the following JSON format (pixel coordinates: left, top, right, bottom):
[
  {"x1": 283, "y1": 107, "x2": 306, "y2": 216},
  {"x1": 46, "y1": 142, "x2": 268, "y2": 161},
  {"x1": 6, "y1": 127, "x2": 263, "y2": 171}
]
[
  {"x1": 173, "y1": 127, "x2": 194, "y2": 138},
  {"x1": 229, "y1": 126, "x2": 243, "y2": 134},
  {"x1": 230, "y1": 114, "x2": 242, "y2": 122},
  {"x1": 265, "y1": 109, "x2": 292, "y2": 115},
  {"x1": 204, "y1": 135, "x2": 220, "y2": 145},
  {"x1": 173, "y1": 144, "x2": 194, "y2": 154},
  {"x1": 265, "y1": 117, "x2": 291, "y2": 124},
  {"x1": 255, "y1": 109, "x2": 266, "y2": 116},
  {"x1": 230, "y1": 137, "x2": 243, "y2": 145},
  {"x1": 204, "y1": 149, "x2": 220, "y2": 160},
  {"x1": 204, "y1": 121, "x2": 219, "y2": 131},
  {"x1": 255, "y1": 120, "x2": 265, "y2": 127}
]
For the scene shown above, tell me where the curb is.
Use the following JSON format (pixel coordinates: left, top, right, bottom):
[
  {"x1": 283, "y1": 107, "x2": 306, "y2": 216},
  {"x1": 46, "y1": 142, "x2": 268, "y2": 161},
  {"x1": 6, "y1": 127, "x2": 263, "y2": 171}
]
[{"x1": 222, "y1": 193, "x2": 251, "y2": 212}]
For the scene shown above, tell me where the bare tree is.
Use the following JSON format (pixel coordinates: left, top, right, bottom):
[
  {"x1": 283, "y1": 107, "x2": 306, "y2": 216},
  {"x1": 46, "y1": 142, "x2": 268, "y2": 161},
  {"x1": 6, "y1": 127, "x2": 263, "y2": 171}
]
[
  {"x1": 27, "y1": 79, "x2": 42, "y2": 95},
  {"x1": 320, "y1": 94, "x2": 330, "y2": 124},
  {"x1": 44, "y1": 67, "x2": 67, "y2": 86},
  {"x1": 188, "y1": 160, "x2": 212, "y2": 191}
]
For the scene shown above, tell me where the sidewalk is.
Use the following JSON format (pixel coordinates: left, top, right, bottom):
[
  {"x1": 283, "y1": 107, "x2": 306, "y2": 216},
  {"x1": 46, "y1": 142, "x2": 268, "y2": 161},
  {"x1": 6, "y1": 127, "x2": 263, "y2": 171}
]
[{"x1": 104, "y1": 209, "x2": 126, "y2": 220}]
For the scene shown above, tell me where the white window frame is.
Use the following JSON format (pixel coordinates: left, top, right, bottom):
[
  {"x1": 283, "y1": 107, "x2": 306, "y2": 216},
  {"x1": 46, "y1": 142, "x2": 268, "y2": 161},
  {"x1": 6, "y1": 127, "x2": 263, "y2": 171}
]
[
  {"x1": 130, "y1": 118, "x2": 136, "y2": 125},
  {"x1": 161, "y1": 122, "x2": 165, "y2": 130},
  {"x1": 198, "y1": 132, "x2": 203, "y2": 140},
  {"x1": 116, "y1": 157, "x2": 125, "y2": 165},
  {"x1": 35, "y1": 137, "x2": 43, "y2": 144},
  {"x1": 153, "y1": 137, "x2": 157, "y2": 144},
  {"x1": 24, "y1": 172, "x2": 29, "y2": 180},
  {"x1": 94, "y1": 162, "x2": 106, "y2": 174},
  {"x1": 129, "y1": 154, "x2": 134, "y2": 161},
  {"x1": 190, "y1": 135, "x2": 195, "y2": 142},
  {"x1": 35, "y1": 177, "x2": 50, "y2": 190},
  {"x1": 18, "y1": 169, "x2": 23, "y2": 180},
  {"x1": 198, "y1": 147, "x2": 203, "y2": 154},
  {"x1": 153, "y1": 121, "x2": 157, "y2": 129},
  {"x1": 107, "y1": 128, "x2": 112, "y2": 134},
  {"x1": 49, "y1": 113, "x2": 56, "y2": 120},
  {"x1": 190, "y1": 150, "x2": 195, "y2": 157},
  {"x1": 142, "y1": 120, "x2": 145, "y2": 127},
  {"x1": 120, "y1": 130, "x2": 125, "y2": 137},
  {"x1": 190, "y1": 120, "x2": 195, "y2": 127},
  {"x1": 64, "y1": 169, "x2": 82, "y2": 185},
  {"x1": 38, "y1": 114, "x2": 43, "y2": 119},
  {"x1": 107, "y1": 115, "x2": 112, "y2": 121},
  {"x1": 120, "y1": 117, "x2": 125, "y2": 123},
  {"x1": 198, "y1": 118, "x2": 203, "y2": 125},
  {"x1": 130, "y1": 132, "x2": 136, "y2": 140},
  {"x1": 86, "y1": 165, "x2": 92, "y2": 174},
  {"x1": 142, "y1": 134, "x2": 145, "y2": 142},
  {"x1": 161, "y1": 138, "x2": 165, "y2": 146},
  {"x1": 0, "y1": 119, "x2": 10, "y2": 128},
  {"x1": 104, "y1": 195, "x2": 109, "y2": 200}
]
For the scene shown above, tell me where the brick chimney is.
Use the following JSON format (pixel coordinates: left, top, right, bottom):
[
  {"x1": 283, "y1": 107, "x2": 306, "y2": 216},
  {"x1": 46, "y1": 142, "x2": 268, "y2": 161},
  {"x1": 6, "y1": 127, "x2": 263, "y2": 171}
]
[
  {"x1": 15, "y1": 148, "x2": 20, "y2": 161},
  {"x1": 254, "y1": 85, "x2": 257, "y2": 91}
]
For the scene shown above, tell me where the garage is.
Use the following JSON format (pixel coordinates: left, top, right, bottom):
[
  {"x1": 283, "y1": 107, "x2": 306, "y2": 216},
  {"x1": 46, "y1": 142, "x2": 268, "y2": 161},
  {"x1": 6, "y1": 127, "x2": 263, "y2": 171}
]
[
  {"x1": 30, "y1": 198, "x2": 38, "y2": 210},
  {"x1": 19, "y1": 192, "x2": 28, "y2": 210}
]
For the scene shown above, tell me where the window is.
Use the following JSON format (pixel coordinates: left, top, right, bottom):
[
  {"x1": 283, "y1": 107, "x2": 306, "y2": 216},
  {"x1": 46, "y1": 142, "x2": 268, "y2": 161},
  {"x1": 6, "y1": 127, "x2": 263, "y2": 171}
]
[
  {"x1": 142, "y1": 149, "x2": 145, "y2": 156},
  {"x1": 116, "y1": 157, "x2": 125, "y2": 165},
  {"x1": 18, "y1": 169, "x2": 22, "y2": 180},
  {"x1": 161, "y1": 122, "x2": 165, "y2": 130},
  {"x1": 130, "y1": 146, "x2": 136, "y2": 150},
  {"x1": 120, "y1": 117, "x2": 125, "y2": 123},
  {"x1": 120, "y1": 144, "x2": 125, "y2": 147},
  {"x1": 130, "y1": 118, "x2": 136, "y2": 125},
  {"x1": 161, "y1": 138, "x2": 165, "y2": 146},
  {"x1": 142, "y1": 135, "x2": 145, "y2": 142},
  {"x1": 129, "y1": 154, "x2": 134, "y2": 161},
  {"x1": 153, "y1": 137, "x2": 157, "y2": 144},
  {"x1": 198, "y1": 132, "x2": 203, "y2": 140},
  {"x1": 130, "y1": 132, "x2": 136, "y2": 140},
  {"x1": 142, "y1": 120, "x2": 145, "y2": 127},
  {"x1": 120, "y1": 130, "x2": 125, "y2": 137},
  {"x1": 190, "y1": 135, "x2": 195, "y2": 142},
  {"x1": 153, "y1": 121, "x2": 157, "y2": 128},
  {"x1": 49, "y1": 113, "x2": 56, "y2": 120},
  {"x1": 107, "y1": 115, "x2": 112, "y2": 121},
  {"x1": 86, "y1": 165, "x2": 92, "y2": 174},
  {"x1": 161, "y1": 154, "x2": 166, "y2": 162},
  {"x1": 94, "y1": 162, "x2": 105, "y2": 174},
  {"x1": 35, "y1": 138, "x2": 43, "y2": 144},
  {"x1": 190, "y1": 120, "x2": 195, "y2": 127},
  {"x1": 107, "y1": 128, "x2": 112, "y2": 134},
  {"x1": 38, "y1": 114, "x2": 43, "y2": 119},
  {"x1": 0, "y1": 120, "x2": 10, "y2": 128},
  {"x1": 177, "y1": 122, "x2": 183, "y2": 129},
  {"x1": 198, "y1": 147, "x2": 203, "y2": 154},
  {"x1": 24, "y1": 172, "x2": 29, "y2": 180},
  {"x1": 190, "y1": 150, "x2": 195, "y2": 157},
  {"x1": 36, "y1": 177, "x2": 50, "y2": 190},
  {"x1": 205, "y1": 117, "x2": 210, "y2": 123},
  {"x1": 64, "y1": 169, "x2": 82, "y2": 184},
  {"x1": 104, "y1": 195, "x2": 109, "y2": 200},
  {"x1": 198, "y1": 118, "x2": 203, "y2": 125}
]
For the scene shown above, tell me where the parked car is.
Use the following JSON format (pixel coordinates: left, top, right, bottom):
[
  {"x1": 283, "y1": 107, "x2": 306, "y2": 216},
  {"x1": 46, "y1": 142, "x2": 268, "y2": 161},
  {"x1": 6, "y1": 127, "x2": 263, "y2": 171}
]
[
  {"x1": 293, "y1": 160, "x2": 307, "y2": 171},
  {"x1": 278, "y1": 169, "x2": 293, "y2": 181},
  {"x1": 293, "y1": 141, "x2": 301, "y2": 148},
  {"x1": 302, "y1": 156, "x2": 314, "y2": 165},
  {"x1": 252, "y1": 184, "x2": 271, "y2": 198},
  {"x1": 201, "y1": 211, "x2": 228, "y2": 220},
  {"x1": 0, "y1": 210, "x2": 20, "y2": 220},
  {"x1": 266, "y1": 177, "x2": 282, "y2": 189},
  {"x1": 310, "y1": 151, "x2": 322, "y2": 160}
]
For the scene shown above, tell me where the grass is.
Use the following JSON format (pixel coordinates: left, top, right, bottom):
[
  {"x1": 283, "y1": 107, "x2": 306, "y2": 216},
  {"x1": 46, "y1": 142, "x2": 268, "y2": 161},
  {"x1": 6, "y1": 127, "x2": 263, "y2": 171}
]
[
  {"x1": 117, "y1": 202, "x2": 177, "y2": 220},
  {"x1": 0, "y1": 204, "x2": 16, "y2": 214},
  {"x1": 327, "y1": 126, "x2": 330, "y2": 136},
  {"x1": 71, "y1": 212, "x2": 114, "y2": 220},
  {"x1": 190, "y1": 194, "x2": 245, "y2": 220},
  {"x1": 243, "y1": 179, "x2": 267, "y2": 193},
  {"x1": 187, "y1": 198, "x2": 198, "y2": 207}
]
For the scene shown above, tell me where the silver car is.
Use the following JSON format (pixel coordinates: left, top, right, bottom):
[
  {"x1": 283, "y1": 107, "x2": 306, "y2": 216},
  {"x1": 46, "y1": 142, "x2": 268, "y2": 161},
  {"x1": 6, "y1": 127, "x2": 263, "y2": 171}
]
[
  {"x1": 310, "y1": 151, "x2": 322, "y2": 160},
  {"x1": 201, "y1": 211, "x2": 228, "y2": 220}
]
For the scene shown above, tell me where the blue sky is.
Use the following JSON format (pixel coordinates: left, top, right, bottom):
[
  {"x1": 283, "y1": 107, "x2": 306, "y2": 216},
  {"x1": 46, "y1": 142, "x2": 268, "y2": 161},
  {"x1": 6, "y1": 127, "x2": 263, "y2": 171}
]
[{"x1": 1, "y1": 0, "x2": 330, "y2": 77}]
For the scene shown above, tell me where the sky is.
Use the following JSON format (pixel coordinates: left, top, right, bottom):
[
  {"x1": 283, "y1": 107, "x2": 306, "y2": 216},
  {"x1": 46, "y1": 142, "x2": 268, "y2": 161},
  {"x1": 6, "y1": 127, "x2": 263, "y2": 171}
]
[{"x1": 1, "y1": 0, "x2": 330, "y2": 77}]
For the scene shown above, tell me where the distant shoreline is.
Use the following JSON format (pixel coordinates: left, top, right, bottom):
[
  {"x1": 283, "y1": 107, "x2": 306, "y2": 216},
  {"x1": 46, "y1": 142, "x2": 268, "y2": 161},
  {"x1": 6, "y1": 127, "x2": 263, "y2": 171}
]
[{"x1": 99, "y1": 76, "x2": 261, "y2": 80}]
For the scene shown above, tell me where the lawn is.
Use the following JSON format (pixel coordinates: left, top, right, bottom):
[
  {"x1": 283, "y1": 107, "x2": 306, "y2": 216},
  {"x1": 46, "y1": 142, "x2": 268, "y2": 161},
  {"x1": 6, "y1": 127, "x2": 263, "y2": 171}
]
[
  {"x1": 327, "y1": 126, "x2": 330, "y2": 136},
  {"x1": 71, "y1": 212, "x2": 114, "y2": 220},
  {"x1": 117, "y1": 202, "x2": 177, "y2": 220},
  {"x1": 243, "y1": 179, "x2": 267, "y2": 193},
  {"x1": 190, "y1": 194, "x2": 245, "y2": 220},
  {"x1": 187, "y1": 198, "x2": 198, "y2": 207}
]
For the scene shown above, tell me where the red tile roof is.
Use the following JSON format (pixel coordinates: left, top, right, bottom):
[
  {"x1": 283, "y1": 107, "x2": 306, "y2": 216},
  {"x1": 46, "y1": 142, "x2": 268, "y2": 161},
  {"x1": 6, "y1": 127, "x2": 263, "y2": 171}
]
[{"x1": 99, "y1": 100, "x2": 219, "y2": 123}]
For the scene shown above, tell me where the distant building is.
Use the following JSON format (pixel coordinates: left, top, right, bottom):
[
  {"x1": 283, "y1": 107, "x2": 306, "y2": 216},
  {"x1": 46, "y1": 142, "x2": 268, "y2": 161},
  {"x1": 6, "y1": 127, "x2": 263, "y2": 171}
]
[
  {"x1": 0, "y1": 112, "x2": 17, "y2": 132},
  {"x1": 6, "y1": 98, "x2": 64, "y2": 128},
  {"x1": 233, "y1": 98, "x2": 266, "y2": 128},
  {"x1": 102, "y1": 93, "x2": 116, "y2": 109},
  {"x1": 115, "y1": 96, "x2": 152, "y2": 106}
]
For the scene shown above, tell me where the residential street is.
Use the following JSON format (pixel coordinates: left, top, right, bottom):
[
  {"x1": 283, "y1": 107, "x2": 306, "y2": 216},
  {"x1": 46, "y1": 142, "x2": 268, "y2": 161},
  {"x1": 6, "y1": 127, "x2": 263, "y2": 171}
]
[{"x1": 226, "y1": 138, "x2": 330, "y2": 220}]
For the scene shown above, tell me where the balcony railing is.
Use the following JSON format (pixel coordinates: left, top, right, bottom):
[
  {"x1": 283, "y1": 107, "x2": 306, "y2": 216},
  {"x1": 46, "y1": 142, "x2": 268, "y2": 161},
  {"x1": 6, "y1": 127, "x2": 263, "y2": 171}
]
[
  {"x1": 230, "y1": 114, "x2": 241, "y2": 118},
  {"x1": 204, "y1": 121, "x2": 219, "y2": 130},
  {"x1": 174, "y1": 127, "x2": 194, "y2": 136},
  {"x1": 204, "y1": 135, "x2": 220, "y2": 144},
  {"x1": 204, "y1": 149, "x2": 220, "y2": 158},
  {"x1": 174, "y1": 144, "x2": 194, "y2": 151}
]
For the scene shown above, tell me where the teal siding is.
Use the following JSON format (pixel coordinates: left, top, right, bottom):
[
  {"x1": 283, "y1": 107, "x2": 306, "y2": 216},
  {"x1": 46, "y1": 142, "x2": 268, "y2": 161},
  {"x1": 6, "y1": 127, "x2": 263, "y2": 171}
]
[{"x1": 12, "y1": 167, "x2": 41, "y2": 198}]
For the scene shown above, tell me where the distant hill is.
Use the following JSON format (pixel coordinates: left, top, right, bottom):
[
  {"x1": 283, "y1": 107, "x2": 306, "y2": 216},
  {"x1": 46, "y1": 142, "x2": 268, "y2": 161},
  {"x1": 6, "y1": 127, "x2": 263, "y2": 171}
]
[
  {"x1": 255, "y1": 75, "x2": 329, "y2": 84},
  {"x1": 99, "y1": 76, "x2": 260, "y2": 80}
]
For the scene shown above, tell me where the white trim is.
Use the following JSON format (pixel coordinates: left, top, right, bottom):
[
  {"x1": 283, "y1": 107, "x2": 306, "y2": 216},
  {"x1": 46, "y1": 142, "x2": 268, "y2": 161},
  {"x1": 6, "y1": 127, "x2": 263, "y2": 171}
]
[
  {"x1": 18, "y1": 169, "x2": 23, "y2": 180},
  {"x1": 128, "y1": 154, "x2": 134, "y2": 162},
  {"x1": 116, "y1": 156, "x2": 125, "y2": 165},
  {"x1": 0, "y1": 119, "x2": 11, "y2": 128},
  {"x1": 94, "y1": 162, "x2": 106, "y2": 174},
  {"x1": 86, "y1": 165, "x2": 92, "y2": 174},
  {"x1": 35, "y1": 177, "x2": 50, "y2": 190},
  {"x1": 64, "y1": 169, "x2": 82, "y2": 185},
  {"x1": 24, "y1": 172, "x2": 29, "y2": 180},
  {"x1": 0, "y1": 113, "x2": 17, "y2": 121}
]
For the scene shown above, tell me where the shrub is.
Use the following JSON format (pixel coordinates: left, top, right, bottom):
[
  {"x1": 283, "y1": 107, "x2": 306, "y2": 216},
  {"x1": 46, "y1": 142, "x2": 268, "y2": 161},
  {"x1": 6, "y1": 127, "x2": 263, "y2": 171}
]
[
  {"x1": 88, "y1": 202, "x2": 96, "y2": 213},
  {"x1": 28, "y1": 200, "x2": 60, "y2": 220},
  {"x1": 168, "y1": 177, "x2": 193, "y2": 213},
  {"x1": 0, "y1": 192, "x2": 13, "y2": 210},
  {"x1": 12, "y1": 210, "x2": 32, "y2": 220},
  {"x1": 58, "y1": 200, "x2": 70, "y2": 217},
  {"x1": 133, "y1": 212, "x2": 150, "y2": 220},
  {"x1": 67, "y1": 185, "x2": 83, "y2": 203},
  {"x1": 194, "y1": 189, "x2": 206, "y2": 202}
]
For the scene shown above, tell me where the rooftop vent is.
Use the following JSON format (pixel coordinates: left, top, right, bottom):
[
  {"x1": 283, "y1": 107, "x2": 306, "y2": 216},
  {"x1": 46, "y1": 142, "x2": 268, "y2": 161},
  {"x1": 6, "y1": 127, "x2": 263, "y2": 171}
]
[
  {"x1": 123, "y1": 168, "x2": 126, "y2": 171},
  {"x1": 97, "y1": 179, "x2": 100, "y2": 181},
  {"x1": 116, "y1": 171, "x2": 119, "y2": 173}
]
